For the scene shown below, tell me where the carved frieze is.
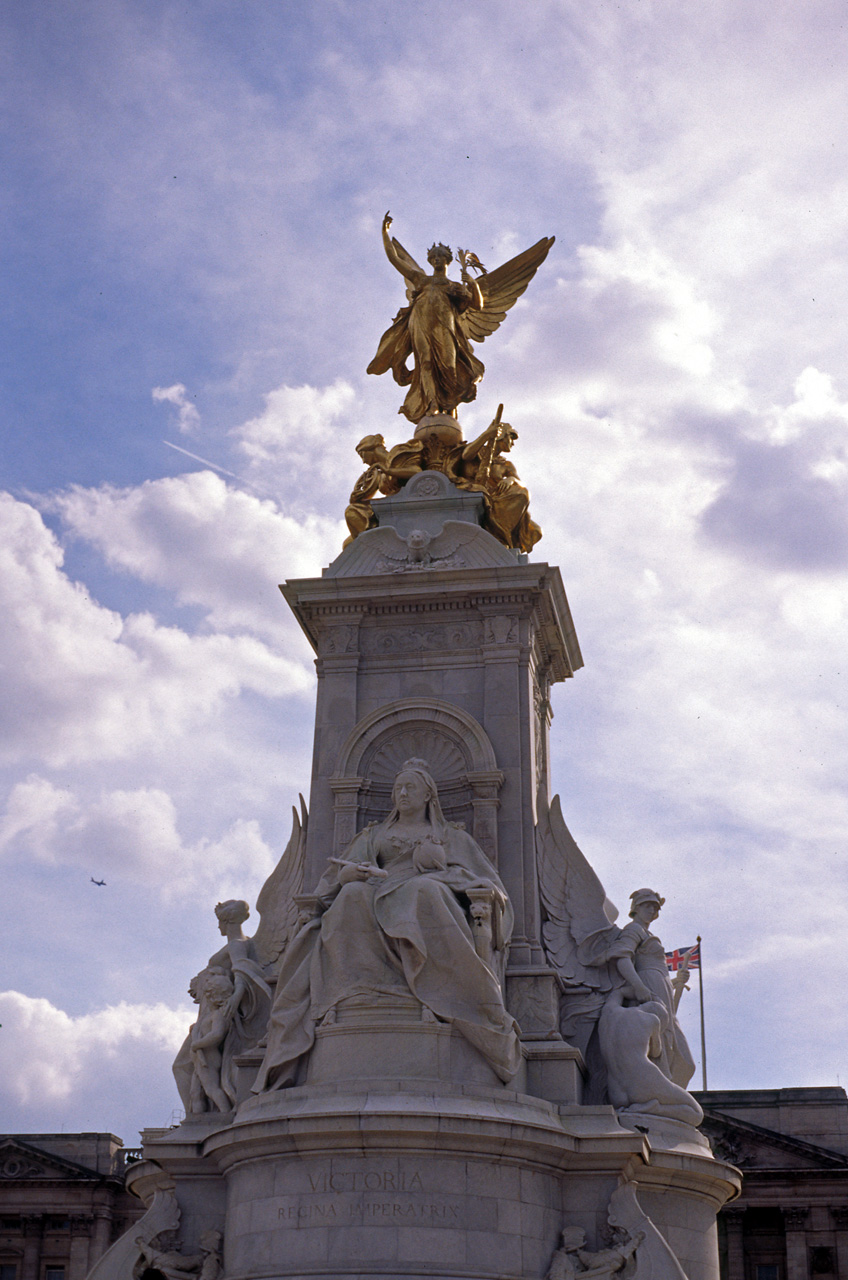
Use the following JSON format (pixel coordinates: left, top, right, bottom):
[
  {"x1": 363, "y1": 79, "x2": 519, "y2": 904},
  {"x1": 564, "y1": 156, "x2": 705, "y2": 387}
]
[
  {"x1": 506, "y1": 972, "x2": 561, "y2": 1039},
  {"x1": 318, "y1": 624, "x2": 359, "y2": 655},
  {"x1": 360, "y1": 619, "x2": 483, "y2": 655}
]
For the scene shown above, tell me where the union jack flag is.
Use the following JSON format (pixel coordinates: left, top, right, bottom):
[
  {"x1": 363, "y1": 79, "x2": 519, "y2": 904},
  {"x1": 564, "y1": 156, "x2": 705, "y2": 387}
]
[{"x1": 665, "y1": 943, "x2": 700, "y2": 972}]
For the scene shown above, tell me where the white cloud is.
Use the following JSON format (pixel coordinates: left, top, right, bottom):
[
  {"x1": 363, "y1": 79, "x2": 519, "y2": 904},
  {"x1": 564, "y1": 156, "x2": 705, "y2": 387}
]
[
  {"x1": 50, "y1": 469, "x2": 343, "y2": 640},
  {"x1": 577, "y1": 240, "x2": 717, "y2": 379},
  {"x1": 0, "y1": 775, "x2": 76, "y2": 862},
  {"x1": 233, "y1": 380, "x2": 361, "y2": 512},
  {"x1": 0, "y1": 492, "x2": 312, "y2": 767},
  {"x1": 0, "y1": 991, "x2": 190, "y2": 1133},
  {"x1": 519, "y1": 371, "x2": 848, "y2": 918},
  {"x1": 0, "y1": 777, "x2": 276, "y2": 901},
  {"x1": 152, "y1": 383, "x2": 200, "y2": 434}
]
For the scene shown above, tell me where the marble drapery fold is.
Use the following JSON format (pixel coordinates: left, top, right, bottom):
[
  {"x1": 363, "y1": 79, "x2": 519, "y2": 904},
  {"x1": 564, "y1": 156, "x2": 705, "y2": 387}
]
[{"x1": 253, "y1": 817, "x2": 520, "y2": 1090}]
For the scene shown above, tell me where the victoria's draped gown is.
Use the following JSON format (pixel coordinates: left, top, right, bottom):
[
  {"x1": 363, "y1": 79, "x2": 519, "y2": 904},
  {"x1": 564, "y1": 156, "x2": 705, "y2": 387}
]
[{"x1": 252, "y1": 820, "x2": 520, "y2": 1090}]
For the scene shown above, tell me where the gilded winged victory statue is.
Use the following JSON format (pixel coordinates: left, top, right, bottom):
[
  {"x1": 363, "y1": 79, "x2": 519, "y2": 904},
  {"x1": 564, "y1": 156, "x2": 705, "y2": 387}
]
[{"x1": 367, "y1": 212, "x2": 554, "y2": 423}]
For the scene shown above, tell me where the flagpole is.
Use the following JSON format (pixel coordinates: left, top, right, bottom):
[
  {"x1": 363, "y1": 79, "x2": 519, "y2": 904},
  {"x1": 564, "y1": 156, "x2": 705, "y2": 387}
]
[{"x1": 697, "y1": 934, "x2": 707, "y2": 1090}]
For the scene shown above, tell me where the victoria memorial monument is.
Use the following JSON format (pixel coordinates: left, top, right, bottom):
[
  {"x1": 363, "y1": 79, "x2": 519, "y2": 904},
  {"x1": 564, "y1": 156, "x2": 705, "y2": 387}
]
[{"x1": 88, "y1": 215, "x2": 740, "y2": 1280}]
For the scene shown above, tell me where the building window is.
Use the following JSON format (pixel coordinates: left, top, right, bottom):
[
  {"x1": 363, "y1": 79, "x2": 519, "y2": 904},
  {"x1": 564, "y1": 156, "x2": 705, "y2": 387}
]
[
  {"x1": 1, "y1": 1264, "x2": 18, "y2": 1280},
  {"x1": 755, "y1": 1266, "x2": 779, "y2": 1280},
  {"x1": 45, "y1": 1267, "x2": 65, "y2": 1280}
]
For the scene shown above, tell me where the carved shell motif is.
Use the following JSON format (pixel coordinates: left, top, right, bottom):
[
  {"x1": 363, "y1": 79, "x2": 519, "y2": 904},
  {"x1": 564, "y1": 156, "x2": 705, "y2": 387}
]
[{"x1": 359, "y1": 727, "x2": 472, "y2": 828}]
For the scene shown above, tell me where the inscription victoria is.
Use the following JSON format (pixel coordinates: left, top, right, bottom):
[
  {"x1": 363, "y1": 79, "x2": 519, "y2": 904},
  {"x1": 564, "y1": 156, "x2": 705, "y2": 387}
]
[
  {"x1": 274, "y1": 1167, "x2": 463, "y2": 1229},
  {"x1": 305, "y1": 1169, "x2": 423, "y2": 1192}
]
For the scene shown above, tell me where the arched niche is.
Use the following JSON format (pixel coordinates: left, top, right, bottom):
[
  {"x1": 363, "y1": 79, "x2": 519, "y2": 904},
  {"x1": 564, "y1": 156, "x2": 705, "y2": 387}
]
[{"x1": 330, "y1": 699, "x2": 504, "y2": 863}]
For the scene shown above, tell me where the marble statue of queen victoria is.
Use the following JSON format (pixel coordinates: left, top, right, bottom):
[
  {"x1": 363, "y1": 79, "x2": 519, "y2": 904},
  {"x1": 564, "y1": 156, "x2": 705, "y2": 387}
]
[{"x1": 252, "y1": 759, "x2": 521, "y2": 1090}]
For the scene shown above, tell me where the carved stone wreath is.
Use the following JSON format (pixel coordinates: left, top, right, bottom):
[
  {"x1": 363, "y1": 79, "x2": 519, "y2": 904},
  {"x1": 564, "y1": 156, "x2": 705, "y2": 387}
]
[{"x1": 1, "y1": 1156, "x2": 46, "y2": 1178}]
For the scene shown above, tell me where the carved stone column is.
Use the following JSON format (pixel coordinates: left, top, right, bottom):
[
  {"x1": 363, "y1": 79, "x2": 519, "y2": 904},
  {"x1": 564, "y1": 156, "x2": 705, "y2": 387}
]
[
  {"x1": 90, "y1": 1208, "x2": 114, "y2": 1267},
  {"x1": 829, "y1": 1207, "x2": 848, "y2": 1280},
  {"x1": 723, "y1": 1206, "x2": 746, "y2": 1280},
  {"x1": 465, "y1": 768, "x2": 503, "y2": 864},
  {"x1": 329, "y1": 775, "x2": 366, "y2": 854},
  {"x1": 783, "y1": 1207, "x2": 810, "y2": 1280},
  {"x1": 20, "y1": 1215, "x2": 43, "y2": 1280},
  {"x1": 68, "y1": 1216, "x2": 94, "y2": 1280}
]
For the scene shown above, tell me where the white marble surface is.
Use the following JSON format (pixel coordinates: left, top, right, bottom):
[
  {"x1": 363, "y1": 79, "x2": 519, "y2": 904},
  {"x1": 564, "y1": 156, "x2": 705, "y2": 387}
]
[{"x1": 133, "y1": 1080, "x2": 739, "y2": 1280}]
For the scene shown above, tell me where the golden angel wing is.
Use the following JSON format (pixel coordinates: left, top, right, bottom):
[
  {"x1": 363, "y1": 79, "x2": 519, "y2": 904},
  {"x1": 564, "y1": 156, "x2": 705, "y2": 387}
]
[{"x1": 460, "y1": 236, "x2": 555, "y2": 343}]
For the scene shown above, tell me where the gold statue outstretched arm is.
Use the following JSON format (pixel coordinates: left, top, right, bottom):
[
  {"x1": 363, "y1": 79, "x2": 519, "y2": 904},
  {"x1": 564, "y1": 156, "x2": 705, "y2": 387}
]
[
  {"x1": 381, "y1": 211, "x2": 425, "y2": 285},
  {"x1": 368, "y1": 216, "x2": 551, "y2": 423}
]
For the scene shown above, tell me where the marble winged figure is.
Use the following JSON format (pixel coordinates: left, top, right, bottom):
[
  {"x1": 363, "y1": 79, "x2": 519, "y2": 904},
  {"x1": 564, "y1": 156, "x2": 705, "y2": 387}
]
[
  {"x1": 173, "y1": 799, "x2": 307, "y2": 1114},
  {"x1": 536, "y1": 791, "x2": 700, "y2": 1124},
  {"x1": 367, "y1": 212, "x2": 555, "y2": 423}
]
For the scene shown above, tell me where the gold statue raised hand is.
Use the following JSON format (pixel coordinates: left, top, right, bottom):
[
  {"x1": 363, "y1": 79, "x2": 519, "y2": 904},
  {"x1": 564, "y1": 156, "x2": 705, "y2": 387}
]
[{"x1": 367, "y1": 213, "x2": 554, "y2": 424}]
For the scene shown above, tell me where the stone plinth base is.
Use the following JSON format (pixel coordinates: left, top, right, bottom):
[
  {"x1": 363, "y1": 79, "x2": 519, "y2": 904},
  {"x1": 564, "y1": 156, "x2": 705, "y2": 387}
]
[
  {"x1": 306, "y1": 993, "x2": 505, "y2": 1090},
  {"x1": 136, "y1": 1079, "x2": 740, "y2": 1280},
  {"x1": 523, "y1": 1039, "x2": 585, "y2": 1105}
]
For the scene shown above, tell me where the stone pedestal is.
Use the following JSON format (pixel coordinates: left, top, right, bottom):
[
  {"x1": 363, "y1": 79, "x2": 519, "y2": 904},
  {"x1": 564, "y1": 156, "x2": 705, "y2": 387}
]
[{"x1": 136, "y1": 1078, "x2": 738, "y2": 1280}]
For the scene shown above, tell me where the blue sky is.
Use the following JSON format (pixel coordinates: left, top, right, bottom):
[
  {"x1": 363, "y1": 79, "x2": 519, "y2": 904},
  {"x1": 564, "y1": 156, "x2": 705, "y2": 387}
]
[{"x1": 2, "y1": 0, "x2": 848, "y2": 1141}]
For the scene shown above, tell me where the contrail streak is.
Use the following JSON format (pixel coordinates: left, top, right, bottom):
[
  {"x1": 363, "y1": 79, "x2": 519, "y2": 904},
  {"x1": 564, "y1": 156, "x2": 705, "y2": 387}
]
[{"x1": 163, "y1": 441, "x2": 274, "y2": 497}]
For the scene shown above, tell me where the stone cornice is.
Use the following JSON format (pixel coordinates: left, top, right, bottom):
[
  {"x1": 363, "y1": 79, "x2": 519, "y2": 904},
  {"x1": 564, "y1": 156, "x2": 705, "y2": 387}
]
[
  {"x1": 0, "y1": 1137, "x2": 108, "y2": 1183},
  {"x1": 282, "y1": 562, "x2": 582, "y2": 683},
  {"x1": 701, "y1": 1108, "x2": 848, "y2": 1169}
]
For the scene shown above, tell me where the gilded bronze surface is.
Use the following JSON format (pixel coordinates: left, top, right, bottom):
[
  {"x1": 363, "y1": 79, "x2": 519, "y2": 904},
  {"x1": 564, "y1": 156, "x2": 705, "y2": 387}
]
[
  {"x1": 367, "y1": 213, "x2": 554, "y2": 423},
  {"x1": 448, "y1": 407, "x2": 542, "y2": 554},
  {"x1": 344, "y1": 407, "x2": 541, "y2": 554},
  {"x1": 349, "y1": 214, "x2": 550, "y2": 552},
  {"x1": 343, "y1": 433, "x2": 424, "y2": 546}
]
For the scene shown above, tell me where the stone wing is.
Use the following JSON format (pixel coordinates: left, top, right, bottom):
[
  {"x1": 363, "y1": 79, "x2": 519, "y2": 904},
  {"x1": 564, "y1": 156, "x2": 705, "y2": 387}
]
[
  {"x1": 608, "y1": 1182, "x2": 689, "y2": 1280},
  {"x1": 536, "y1": 788, "x2": 619, "y2": 991},
  {"x1": 460, "y1": 236, "x2": 555, "y2": 343},
  {"x1": 252, "y1": 796, "x2": 307, "y2": 971},
  {"x1": 429, "y1": 521, "x2": 501, "y2": 560}
]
